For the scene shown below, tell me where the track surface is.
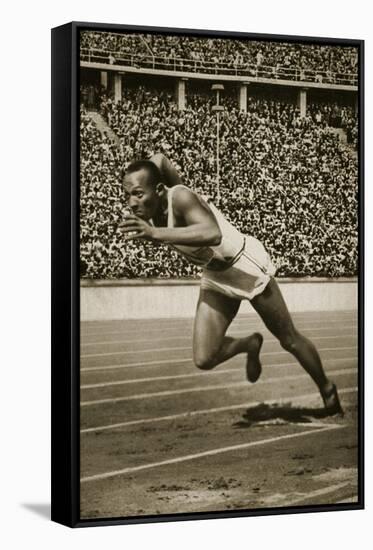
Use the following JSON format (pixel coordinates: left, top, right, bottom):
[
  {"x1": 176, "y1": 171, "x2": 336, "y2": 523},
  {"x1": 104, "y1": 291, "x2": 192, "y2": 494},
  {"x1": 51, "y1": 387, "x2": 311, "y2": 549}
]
[{"x1": 80, "y1": 310, "x2": 359, "y2": 519}]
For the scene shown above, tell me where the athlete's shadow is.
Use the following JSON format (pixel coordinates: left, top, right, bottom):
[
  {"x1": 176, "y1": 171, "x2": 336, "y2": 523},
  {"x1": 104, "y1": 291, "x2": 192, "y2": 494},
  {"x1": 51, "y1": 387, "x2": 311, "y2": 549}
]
[{"x1": 233, "y1": 402, "x2": 329, "y2": 428}]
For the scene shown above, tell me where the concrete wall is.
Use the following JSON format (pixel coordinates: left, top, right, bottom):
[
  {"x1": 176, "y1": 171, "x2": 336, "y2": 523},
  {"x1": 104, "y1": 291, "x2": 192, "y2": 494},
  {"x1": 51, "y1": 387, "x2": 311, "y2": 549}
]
[{"x1": 80, "y1": 278, "x2": 358, "y2": 321}]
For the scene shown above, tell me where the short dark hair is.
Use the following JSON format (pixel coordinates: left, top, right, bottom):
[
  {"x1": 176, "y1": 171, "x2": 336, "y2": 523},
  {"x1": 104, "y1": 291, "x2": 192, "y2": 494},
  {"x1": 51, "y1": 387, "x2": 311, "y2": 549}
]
[{"x1": 120, "y1": 159, "x2": 162, "y2": 188}]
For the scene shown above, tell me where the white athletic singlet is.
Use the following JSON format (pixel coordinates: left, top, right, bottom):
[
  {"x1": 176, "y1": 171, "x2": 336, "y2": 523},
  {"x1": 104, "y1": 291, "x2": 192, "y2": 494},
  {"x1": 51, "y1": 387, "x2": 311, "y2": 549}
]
[
  {"x1": 165, "y1": 184, "x2": 277, "y2": 300},
  {"x1": 167, "y1": 185, "x2": 246, "y2": 271}
]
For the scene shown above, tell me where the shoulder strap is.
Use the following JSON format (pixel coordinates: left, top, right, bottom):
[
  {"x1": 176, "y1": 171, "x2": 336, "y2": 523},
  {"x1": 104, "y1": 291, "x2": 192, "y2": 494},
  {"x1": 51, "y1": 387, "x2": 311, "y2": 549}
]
[{"x1": 167, "y1": 184, "x2": 188, "y2": 228}]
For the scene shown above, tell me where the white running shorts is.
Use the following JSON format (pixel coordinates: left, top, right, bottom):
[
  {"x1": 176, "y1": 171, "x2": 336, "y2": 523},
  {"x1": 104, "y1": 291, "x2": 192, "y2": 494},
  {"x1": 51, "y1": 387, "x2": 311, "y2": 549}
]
[{"x1": 201, "y1": 236, "x2": 276, "y2": 301}]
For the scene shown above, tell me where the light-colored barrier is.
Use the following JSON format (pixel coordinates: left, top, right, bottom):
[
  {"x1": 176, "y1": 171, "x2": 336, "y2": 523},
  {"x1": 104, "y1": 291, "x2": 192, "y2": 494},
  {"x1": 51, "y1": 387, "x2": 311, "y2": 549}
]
[{"x1": 80, "y1": 278, "x2": 358, "y2": 321}]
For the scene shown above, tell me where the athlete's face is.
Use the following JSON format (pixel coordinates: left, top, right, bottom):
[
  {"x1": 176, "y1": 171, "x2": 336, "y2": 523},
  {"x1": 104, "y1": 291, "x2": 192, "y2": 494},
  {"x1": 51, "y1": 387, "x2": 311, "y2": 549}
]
[{"x1": 123, "y1": 169, "x2": 160, "y2": 221}]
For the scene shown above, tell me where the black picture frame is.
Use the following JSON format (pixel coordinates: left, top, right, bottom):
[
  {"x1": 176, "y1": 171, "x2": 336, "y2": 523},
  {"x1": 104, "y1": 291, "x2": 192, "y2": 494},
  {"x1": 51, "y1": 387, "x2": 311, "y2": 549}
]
[{"x1": 51, "y1": 21, "x2": 364, "y2": 528}]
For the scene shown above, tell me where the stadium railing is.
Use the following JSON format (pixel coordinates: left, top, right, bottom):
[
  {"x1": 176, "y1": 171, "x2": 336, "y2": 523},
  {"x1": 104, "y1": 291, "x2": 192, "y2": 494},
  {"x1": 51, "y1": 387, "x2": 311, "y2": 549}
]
[{"x1": 80, "y1": 48, "x2": 358, "y2": 87}]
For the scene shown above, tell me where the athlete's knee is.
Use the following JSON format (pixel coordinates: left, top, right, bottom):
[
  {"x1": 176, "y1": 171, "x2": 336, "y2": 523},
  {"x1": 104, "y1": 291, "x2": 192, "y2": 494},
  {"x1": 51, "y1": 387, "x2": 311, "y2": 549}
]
[
  {"x1": 193, "y1": 351, "x2": 216, "y2": 370},
  {"x1": 279, "y1": 330, "x2": 300, "y2": 354}
]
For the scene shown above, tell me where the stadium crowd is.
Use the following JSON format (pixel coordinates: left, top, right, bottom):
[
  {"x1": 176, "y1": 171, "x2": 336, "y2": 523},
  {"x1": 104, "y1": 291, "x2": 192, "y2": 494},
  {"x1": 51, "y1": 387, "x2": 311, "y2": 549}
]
[
  {"x1": 80, "y1": 83, "x2": 358, "y2": 279},
  {"x1": 81, "y1": 31, "x2": 358, "y2": 84},
  {"x1": 308, "y1": 101, "x2": 358, "y2": 145},
  {"x1": 80, "y1": 106, "x2": 196, "y2": 278}
]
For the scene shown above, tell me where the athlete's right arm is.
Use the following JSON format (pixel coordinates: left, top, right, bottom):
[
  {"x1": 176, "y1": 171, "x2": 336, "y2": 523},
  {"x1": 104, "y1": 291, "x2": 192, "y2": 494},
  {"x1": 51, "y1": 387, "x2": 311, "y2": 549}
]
[
  {"x1": 119, "y1": 187, "x2": 222, "y2": 247},
  {"x1": 151, "y1": 187, "x2": 222, "y2": 247},
  {"x1": 150, "y1": 153, "x2": 184, "y2": 187}
]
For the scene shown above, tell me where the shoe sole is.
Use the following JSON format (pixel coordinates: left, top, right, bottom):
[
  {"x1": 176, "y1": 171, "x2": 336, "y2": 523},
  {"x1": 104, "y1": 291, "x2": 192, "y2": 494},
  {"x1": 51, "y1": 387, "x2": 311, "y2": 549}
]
[{"x1": 246, "y1": 333, "x2": 263, "y2": 383}]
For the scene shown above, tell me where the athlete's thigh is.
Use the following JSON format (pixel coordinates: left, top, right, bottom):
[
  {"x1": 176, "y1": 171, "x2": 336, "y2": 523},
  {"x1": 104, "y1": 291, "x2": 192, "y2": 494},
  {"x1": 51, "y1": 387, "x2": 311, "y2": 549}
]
[
  {"x1": 250, "y1": 277, "x2": 296, "y2": 338},
  {"x1": 193, "y1": 288, "x2": 240, "y2": 359}
]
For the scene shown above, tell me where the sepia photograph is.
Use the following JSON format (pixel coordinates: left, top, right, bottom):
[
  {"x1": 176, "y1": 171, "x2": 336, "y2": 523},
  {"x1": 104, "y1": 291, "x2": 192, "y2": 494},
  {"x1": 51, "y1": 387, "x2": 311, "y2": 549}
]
[{"x1": 77, "y1": 26, "x2": 361, "y2": 521}]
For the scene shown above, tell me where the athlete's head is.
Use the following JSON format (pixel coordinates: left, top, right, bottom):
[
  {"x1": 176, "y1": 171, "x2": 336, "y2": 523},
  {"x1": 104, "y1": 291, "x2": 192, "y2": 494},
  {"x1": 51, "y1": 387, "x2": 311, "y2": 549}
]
[{"x1": 122, "y1": 160, "x2": 165, "y2": 220}]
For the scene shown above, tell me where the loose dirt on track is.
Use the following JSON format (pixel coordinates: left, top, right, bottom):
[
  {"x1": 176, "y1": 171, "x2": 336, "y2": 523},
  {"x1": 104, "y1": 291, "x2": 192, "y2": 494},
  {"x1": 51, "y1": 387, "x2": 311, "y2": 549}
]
[{"x1": 79, "y1": 310, "x2": 359, "y2": 519}]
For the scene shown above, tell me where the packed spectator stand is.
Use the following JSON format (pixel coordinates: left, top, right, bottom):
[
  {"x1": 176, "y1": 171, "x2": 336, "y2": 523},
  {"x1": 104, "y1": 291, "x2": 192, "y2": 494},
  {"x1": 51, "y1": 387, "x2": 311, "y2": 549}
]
[
  {"x1": 80, "y1": 74, "x2": 358, "y2": 281},
  {"x1": 80, "y1": 31, "x2": 358, "y2": 86}
]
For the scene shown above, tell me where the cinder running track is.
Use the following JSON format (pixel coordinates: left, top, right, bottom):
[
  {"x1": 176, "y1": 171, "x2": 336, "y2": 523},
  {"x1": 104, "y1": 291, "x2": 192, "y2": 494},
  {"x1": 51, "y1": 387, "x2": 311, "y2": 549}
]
[{"x1": 80, "y1": 309, "x2": 359, "y2": 519}]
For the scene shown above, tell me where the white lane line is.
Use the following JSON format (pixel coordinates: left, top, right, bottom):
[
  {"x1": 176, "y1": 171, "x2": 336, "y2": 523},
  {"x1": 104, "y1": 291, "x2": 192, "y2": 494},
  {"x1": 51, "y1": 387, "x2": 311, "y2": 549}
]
[
  {"x1": 80, "y1": 387, "x2": 357, "y2": 433},
  {"x1": 334, "y1": 496, "x2": 359, "y2": 504},
  {"x1": 82, "y1": 311, "x2": 355, "y2": 329},
  {"x1": 82, "y1": 358, "x2": 189, "y2": 372},
  {"x1": 81, "y1": 326, "x2": 358, "y2": 347},
  {"x1": 282, "y1": 482, "x2": 352, "y2": 506},
  {"x1": 80, "y1": 346, "x2": 357, "y2": 372},
  {"x1": 81, "y1": 357, "x2": 357, "y2": 389},
  {"x1": 81, "y1": 314, "x2": 357, "y2": 335},
  {"x1": 81, "y1": 334, "x2": 357, "y2": 358},
  {"x1": 80, "y1": 367, "x2": 356, "y2": 406},
  {"x1": 80, "y1": 424, "x2": 346, "y2": 483},
  {"x1": 82, "y1": 345, "x2": 191, "y2": 358},
  {"x1": 81, "y1": 317, "x2": 357, "y2": 338}
]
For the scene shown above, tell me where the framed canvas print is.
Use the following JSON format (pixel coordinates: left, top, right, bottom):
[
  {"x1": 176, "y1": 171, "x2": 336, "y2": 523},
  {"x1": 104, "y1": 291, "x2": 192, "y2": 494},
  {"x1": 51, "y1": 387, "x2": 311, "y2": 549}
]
[{"x1": 51, "y1": 21, "x2": 364, "y2": 527}]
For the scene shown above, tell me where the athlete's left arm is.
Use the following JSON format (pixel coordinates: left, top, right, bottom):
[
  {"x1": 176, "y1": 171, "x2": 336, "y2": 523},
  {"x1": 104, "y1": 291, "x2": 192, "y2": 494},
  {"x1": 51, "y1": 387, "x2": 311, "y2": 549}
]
[
  {"x1": 120, "y1": 187, "x2": 222, "y2": 247},
  {"x1": 150, "y1": 153, "x2": 184, "y2": 187}
]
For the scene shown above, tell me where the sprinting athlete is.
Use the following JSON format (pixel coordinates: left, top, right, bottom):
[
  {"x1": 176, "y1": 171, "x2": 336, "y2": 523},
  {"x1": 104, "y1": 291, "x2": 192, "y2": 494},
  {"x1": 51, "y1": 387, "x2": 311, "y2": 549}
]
[{"x1": 119, "y1": 152, "x2": 343, "y2": 416}]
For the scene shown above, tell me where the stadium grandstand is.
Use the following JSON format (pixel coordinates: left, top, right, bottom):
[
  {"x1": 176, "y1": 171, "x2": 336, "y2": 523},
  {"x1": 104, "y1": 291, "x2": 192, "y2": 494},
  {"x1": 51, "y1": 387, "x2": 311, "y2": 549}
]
[
  {"x1": 79, "y1": 30, "x2": 358, "y2": 280},
  {"x1": 80, "y1": 31, "x2": 358, "y2": 85}
]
